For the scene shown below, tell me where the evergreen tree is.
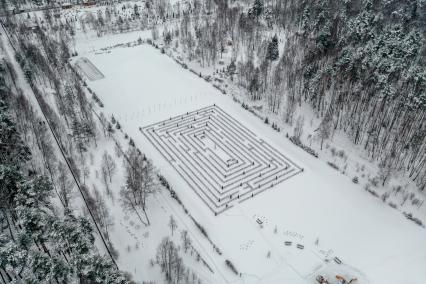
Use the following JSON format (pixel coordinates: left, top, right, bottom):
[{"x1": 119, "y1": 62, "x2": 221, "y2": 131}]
[
  {"x1": 252, "y1": 0, "x2": 264, "y2": 19},
  {"x1": 266, "y1": 35, "x2": 279, "y2": 61},
  {"x1": 227, "y1": 60, "x2": 236, "y2": 80},
  {"x1": 0, "y1": 99, "x2": 131, "y2": 283}
]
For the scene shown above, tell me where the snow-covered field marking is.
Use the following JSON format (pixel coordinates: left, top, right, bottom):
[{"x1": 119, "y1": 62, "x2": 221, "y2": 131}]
[
  {"x1": 74, "y1": 57, "x2": 105, "y2": 81},
  {"x1": 142, "y1": 105, "x2": 303, "y2": 215}
]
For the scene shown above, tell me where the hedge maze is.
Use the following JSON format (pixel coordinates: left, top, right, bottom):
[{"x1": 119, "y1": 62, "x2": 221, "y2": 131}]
[{"x1": 142, "y1": 105, "x2": 302, "y2": 215}]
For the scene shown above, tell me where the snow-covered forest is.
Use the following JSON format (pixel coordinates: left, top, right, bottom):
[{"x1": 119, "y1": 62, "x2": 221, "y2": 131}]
[{"x1": 0, "y1": 0, "x2": 425, "y2": 283}]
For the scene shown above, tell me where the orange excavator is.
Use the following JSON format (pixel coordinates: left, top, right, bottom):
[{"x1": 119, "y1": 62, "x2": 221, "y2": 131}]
[
  {"x1": 336, "y1": 275, "x2": 358, "y2": 284},
  {"x1": 316, "y1": 275, "x2": 358, "y2": 284}
]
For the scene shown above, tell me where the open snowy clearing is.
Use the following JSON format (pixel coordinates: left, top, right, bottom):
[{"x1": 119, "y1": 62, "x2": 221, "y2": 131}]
[{"x1": 73, "y1": 42, "x2": 426, "y2": 284}]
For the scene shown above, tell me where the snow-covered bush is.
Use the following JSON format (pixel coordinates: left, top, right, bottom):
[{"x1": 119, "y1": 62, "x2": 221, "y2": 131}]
[
  {"x1": 403, "y1": 212, "x2": 424, "y2": 228},
  {"x1": 327, "y1": 161, "x2": 339, "y2": 170},
  {"x1": 388, "y1": 202, "x2": 398, "y2": 209},
  {"x1": 225, "y1": 259, "x2": 239, "y2": 275}
]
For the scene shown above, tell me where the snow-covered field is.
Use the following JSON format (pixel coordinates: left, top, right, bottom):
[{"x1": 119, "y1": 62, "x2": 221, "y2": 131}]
[{"x1": 72, "y1": 35, "x2": 426, "y2": 284}]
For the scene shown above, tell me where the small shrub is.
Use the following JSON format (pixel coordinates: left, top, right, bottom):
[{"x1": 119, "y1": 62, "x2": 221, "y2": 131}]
[
  {"x1": 364, "y1": 185, "x2": 379, "y2": 198},
  {"x1": 412, "y1": 198, "x2": 423, "y2": 207},
  {"x1": 107, "y1": 123, "x2": 114, "y2": 134},
  {"x1": 225, "y1": 259, "x2": 238, "y2": 275},
  {"x1": 194, "y1": 221, "x2": 208, "y2": 239},
  {"x1": 403, "y1": 212, "x2": 424, "y2": 227},
  {"x1": 289, "y1": 136, "x2": 318, "y2": 158},
  {"x1": 158, "y1": 174, "x2": 171, "y2": 189},
  {"x1": 352, "y1": 176, "x2": 359, "y2": 184},
  {"x1": 370, "y1": 176, "x2": 379, "y2": 187},
  {"x1": 381, "y1": 192, "x2": 390, "y2": 202},
  {"x1": 129, "y1": 138, "x2": 135, "y2": 147},
  {"x1": 388, "y1": 202, "x2": 398, "y2": 209},
  {"x1": 213, "y1": 246, "x2": 222, "y2": 255},
  {"x1": 327, "y1": 161, "x2": 339, "y2": 170}
]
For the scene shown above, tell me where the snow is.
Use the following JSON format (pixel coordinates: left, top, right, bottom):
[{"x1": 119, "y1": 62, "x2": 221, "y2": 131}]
[
  {"x1": 0, "y1": 22, "x2": 116, "y2": 261},
  {"x1": 141, "y1": 105, "x2": 302, "y2": 215},
  {"x1": 74, "y1": 57, "x2": 105, "y2": 81},
  {"x1": 73, "y1": 29, "x2": 152, "y2": 54},
  {"x1": 71, "y1": 38, "x2": 426, "y2": 284},
  {"x1": 8, "y1": 1, "x2": 424, "y2": 282},
  {"x1": 82, "y1": 136, "x2": 222, "y2": 283}
]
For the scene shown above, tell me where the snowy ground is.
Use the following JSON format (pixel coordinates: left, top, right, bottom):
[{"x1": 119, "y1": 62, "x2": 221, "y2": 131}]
[
  {"x1": 70, "y1": 35, "x2": 426, "y2": 284},
  {"x1": 141, "y1": 104, "x2": 303, "y2": 215},
  {"x1": 74, "y1": 57, "x2": 105, "y2": 81},
  {"x1": 81, "y1": 133, "x2": 222, "y2": 283}
]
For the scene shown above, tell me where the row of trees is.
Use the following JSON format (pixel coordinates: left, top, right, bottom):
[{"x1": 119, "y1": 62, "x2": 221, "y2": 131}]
[
  {"x1": 9, "y1": 5, "x2": 160, "y2": 261},
  {"x1": 0, "y1": 9, "x2": 135, "y2": 282},
  {"x1": 38, "y1": 0, "x2": 192, "y2": 38}
]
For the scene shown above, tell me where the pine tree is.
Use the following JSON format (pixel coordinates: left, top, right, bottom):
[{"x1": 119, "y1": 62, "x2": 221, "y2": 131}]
[
  {"x1": 252, "y1": 0, "x2": 264, "y2": 18},
  {"x1": 0, "y1": 101, "x2": 31, "y2": 166},
  {"x1": 227, "y1": 60, "x2": 237, "y2": 81},
  {"x1": 266, "y1": 35, "x2": 279, "y2": 61}
]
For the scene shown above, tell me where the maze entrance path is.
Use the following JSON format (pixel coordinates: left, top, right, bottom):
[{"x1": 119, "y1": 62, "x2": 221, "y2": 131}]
[{"x1": 142, "y1": 105, "x2": 302, "y2": 215}]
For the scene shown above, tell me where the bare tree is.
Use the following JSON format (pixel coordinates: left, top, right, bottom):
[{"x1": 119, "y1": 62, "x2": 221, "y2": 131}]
[
  {"x1": 284, "y1": 95, "x2": 296, "y2": 125},
  {"x1": 93, "y1": 187, "x2": 114, "y2": 241},
  {"x1": 316, "y1": 118, "x2": 332, "y2": 150},
  {"x1": 181, "y1": 230, "x2": 191, "y2": 253},
  {"x1": 120, "y1": 148, "x2": 157, "y2": 225},
  {"x1": 169, "y1": 215, "x2": 177, "y2": 236},
  {"x1": 152, "y1": 26, "x2": 159, "y2": 40},
  {"x1": 156, "y1": 237, "x2": 186, "y2": 284},
  {"x1": 57, "y1": 162, "x2": 74, "y2": 210},
  {"x1": 99, "y1": 112, "x2": 108, "y2": 137},
  {"x1": 101, "y1": 165, "x2": 112, "y2": 197},
  {"x1": 114, "y1": 142, "x2": 122, "y2": 158},
  {"x1": 101, "y1": 151, "x2": 116, "y2": 182},
  {"x1": 293, "y1": 115, "x2": 305, "y2": 142},
  {"x1": 378, "y1": 155, "x2": 396, "y2": 186},
  {"x1": 120, "y1": 185, "x2": 147, "y2": 226}
]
